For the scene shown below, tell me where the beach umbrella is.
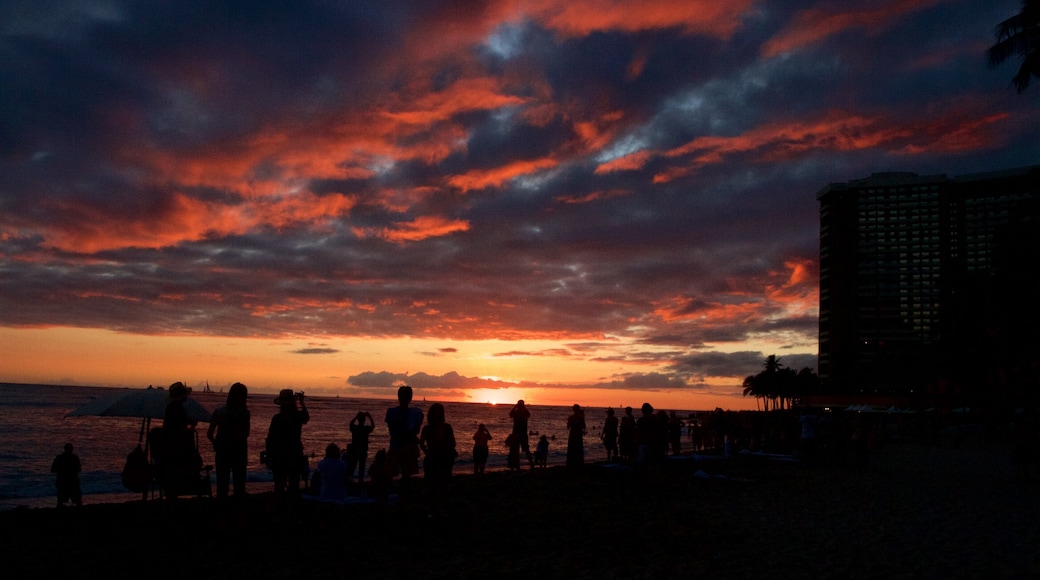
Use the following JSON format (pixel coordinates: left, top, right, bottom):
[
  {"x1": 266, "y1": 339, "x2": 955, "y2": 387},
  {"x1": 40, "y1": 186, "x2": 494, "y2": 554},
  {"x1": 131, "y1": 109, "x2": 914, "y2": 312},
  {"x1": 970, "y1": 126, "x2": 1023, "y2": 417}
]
[
  {"x1": 66, "y1": 386, "x2": 212, "y2": 423},
  {"x1": 66, "y1": 386, "x2": 214, "y2": 499},
  {"x1": 66, "y1": 385, "x2": 212, "y2": 454}
]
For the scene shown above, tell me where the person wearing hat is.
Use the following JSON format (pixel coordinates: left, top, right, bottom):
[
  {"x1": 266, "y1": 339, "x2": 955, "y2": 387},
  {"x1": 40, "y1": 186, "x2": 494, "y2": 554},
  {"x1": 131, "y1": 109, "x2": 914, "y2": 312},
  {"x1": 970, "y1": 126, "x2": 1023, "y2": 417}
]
[
  {"x1": 266, "y1": 389, "x2": 309, "y2": 495},
  {"x1": 161, "y1": 381, "x2": 196, "y2": 499}
]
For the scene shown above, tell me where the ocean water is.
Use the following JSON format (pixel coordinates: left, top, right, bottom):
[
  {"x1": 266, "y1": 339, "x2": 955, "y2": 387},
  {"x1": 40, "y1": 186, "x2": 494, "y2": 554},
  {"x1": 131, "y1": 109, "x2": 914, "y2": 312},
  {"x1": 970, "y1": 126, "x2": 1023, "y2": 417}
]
[{"x1": 0, "y1": 383, "x2": 699, "y2": 510}]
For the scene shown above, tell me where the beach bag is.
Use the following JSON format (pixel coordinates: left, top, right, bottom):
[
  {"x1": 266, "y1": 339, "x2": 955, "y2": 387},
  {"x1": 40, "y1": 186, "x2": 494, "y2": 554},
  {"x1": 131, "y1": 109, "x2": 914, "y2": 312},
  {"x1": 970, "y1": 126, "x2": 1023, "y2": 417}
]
[{"x1": 121, "y1": 445, "x2": 152, "y2": 493}]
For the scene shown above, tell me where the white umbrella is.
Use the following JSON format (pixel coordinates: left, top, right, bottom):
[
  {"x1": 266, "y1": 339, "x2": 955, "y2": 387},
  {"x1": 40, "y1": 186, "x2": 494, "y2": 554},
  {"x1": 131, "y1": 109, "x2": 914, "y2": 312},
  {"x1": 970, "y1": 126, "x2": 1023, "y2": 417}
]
[
  {"x1": 66, "y1": 386, "x2": 212, "y2": 499},
  {"x1": 66, "y1": 386, "x2": 212, "y2": 423}
]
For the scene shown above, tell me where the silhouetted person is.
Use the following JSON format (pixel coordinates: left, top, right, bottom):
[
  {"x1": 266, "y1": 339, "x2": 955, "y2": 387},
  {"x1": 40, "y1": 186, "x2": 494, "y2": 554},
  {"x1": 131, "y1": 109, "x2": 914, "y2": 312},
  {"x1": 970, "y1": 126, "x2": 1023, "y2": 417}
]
[
  {"x1": 566, "y1": 404, "x2": 586, "y2": 469},
  {"x1": 419, "y1": 402, "x2": 456, "y2": 517},
  {"x1": 162, "y1": 382, "x2": 197, "y2": 499},
  {"x1": 601, "y1": 408, "x2": 619, "y2": 462},
  {"x1": 667, "y1": 410, "x2": 683, "y2": 455},
  {"x1": 535, "y1": 434, "x2": 549, "y2": 468},
  {"x1": 385, "y1": 385, "x2": 423, "y2": 499},
  {"x1": 52, "y1": 443, "x2": 82, "y2": 507},
  {"x1": 619, "y1": 406, "x2": 637, "y2": 463},
  {"x1": 509, "y1": 400, "x2": 535, "y2": 468},
  {"x1": 635, "y1": 403, "x2": 658, "y2": 469},
  {"x1": 266, "y1": 389, "x2": 309, "y2": 495},
  {"x1": 316, "y1": 443, "x2": 348, "y2": 502},
  {"x1": 655, "y1": 410, "x2": 670, "y2": 458},
  {"x1": 472, "y1": 423, "x2": 492, "y2": 474},
  {"x1": 799, "y1": 407, "x2": 818, "y2": 462},
  {"x1": 369, "y1": 448, "x2": 390, "y2": 503},
  {"x1": 207, "y1": 382, "x2": 250, "y2": 500},
  {"x1": 505, "y1": 432, "x2": 521, "y2": 470},
  {"x1": 347, "y1": 411, "x2": 375, "y2": 483}
]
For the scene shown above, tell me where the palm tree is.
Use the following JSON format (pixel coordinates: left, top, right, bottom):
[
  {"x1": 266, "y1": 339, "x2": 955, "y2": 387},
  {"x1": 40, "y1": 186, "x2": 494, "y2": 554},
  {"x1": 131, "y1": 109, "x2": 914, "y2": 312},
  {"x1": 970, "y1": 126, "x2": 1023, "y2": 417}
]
[
  {"x1": 742, "y1": 375, "x2": 763, "y2": 411},
  {"x1": 987, "y1": 0, "x2": 1040, "y2": 93}
]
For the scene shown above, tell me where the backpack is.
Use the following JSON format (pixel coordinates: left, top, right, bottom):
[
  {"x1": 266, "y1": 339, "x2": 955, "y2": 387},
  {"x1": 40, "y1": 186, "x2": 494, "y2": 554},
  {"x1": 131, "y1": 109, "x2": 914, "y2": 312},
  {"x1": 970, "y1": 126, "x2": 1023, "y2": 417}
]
[{"x1": 120, "y1": 444, "x2": 152, "y2": 493}]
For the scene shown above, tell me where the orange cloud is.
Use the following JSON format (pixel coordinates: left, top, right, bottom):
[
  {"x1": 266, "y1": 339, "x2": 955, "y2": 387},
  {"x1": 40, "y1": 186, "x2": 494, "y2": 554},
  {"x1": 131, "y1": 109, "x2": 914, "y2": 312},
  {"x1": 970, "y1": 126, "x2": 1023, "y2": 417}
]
[
  {"x1": 353, "y1": 215, "x2": 471, "y2": 243},
  {"x1": 447, "y1": 157, "x2": 559, "y2": 191},
  {"x1": 41, "y1": 191, "x2": 358, "y2": 253},
  {"x1": 381, "y1": 77, "x2": 529, "y2": 125},
  {"x1": 654, "y1": 108, "x2": 1009, "y2": 181},
  {"x1": 523, "y1": 0, "x2": 755, "y2": 38},
  {"x1": 651, "y1": 295, "x2": 762, "y2": 325},
  {"x1": 553, "y1": 189, "x2": 631, "y2": 204},
  {"x1": 762, "y1": 0, "x2": 942, "y2": 58},
  {"x1": 594, "y1": 150, "x2": 653, "y2": 174}
]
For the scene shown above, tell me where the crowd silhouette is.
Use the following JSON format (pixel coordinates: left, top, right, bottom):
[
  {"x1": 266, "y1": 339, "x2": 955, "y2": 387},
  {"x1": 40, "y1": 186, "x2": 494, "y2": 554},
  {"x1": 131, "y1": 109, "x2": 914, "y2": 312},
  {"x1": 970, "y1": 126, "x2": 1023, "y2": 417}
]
[{"x1": 63, "y1": 380, "x2": 1031, "y2": 524}]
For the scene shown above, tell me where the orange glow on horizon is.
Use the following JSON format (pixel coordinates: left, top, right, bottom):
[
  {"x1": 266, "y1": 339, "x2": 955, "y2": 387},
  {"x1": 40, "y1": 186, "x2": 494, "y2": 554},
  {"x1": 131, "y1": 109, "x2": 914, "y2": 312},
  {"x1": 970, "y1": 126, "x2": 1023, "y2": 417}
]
[{"x1": 0, "y1": 327, "x2": 766, "y2": 412}]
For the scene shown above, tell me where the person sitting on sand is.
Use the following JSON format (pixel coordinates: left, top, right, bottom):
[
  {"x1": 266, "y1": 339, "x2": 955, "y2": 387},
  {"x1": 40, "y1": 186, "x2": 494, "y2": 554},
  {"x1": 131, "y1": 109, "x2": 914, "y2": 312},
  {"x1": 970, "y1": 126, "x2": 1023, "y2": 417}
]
[
  {"x1": 52, "y1": 443, "x2": 82, "y2": 507},
  {"x1": 316, "y1": 443, "x2": 348, "y2": 502}
]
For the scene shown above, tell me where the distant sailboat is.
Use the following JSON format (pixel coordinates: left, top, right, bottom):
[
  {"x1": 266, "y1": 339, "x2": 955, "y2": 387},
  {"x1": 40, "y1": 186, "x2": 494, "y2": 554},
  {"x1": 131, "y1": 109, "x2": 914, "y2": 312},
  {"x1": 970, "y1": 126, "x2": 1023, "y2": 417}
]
[{"x1": 203, "y1": 381, "x2": 212, "y2": 393}]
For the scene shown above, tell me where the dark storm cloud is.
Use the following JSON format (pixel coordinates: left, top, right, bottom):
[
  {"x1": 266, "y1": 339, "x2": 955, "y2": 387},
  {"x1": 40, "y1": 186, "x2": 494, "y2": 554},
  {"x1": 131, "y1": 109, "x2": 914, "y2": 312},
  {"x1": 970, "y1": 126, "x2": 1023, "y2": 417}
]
[
  {"x1": 293, "y1": 348, "x2": 339, "y2": 355},
  {"x1": 2, "y1": 0, "x2": 1037, "y2": 390}
]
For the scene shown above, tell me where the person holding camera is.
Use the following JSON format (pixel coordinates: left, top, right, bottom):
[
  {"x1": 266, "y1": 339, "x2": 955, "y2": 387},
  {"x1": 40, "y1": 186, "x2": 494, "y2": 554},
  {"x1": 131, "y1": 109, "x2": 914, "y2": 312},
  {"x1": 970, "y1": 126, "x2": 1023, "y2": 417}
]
[
  {"x1": 346, "y1": 411, "x2": 375, "y2": 483},
  {"x1": 266, "y1": 389, "x2": 309, "y2": 495}
]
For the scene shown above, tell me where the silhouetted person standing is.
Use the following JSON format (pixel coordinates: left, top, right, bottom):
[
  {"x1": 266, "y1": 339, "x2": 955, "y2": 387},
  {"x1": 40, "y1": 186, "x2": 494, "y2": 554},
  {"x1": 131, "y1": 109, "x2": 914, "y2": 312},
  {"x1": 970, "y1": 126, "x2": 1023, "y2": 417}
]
[
  {"x1": 207, "y1": 382, "x2": 250, "y2": 500},
  {"x1": 566, "y1": 404, "x2": 586, "y2": 469},
  {"x1": 347, "y1": 411, "x2": 375, "y2": 483},
  {"x1": 385, "y1": 385, "x2": 423, "y2": 499},
  {"x1": 619, "y1": 406, "x2": 636, "y2": 463},
  {"x1": 52, "y1": 443, "x2": 82, "y2": 507},
  {"x1": 667, "y1": 410, "x2": 683, "y2": 455},
  {"x1": 635, "y1": 403, "x2": 657, "y2": 469},
  {"x1": 266, "y1": 389, "x2": 309, "y2": 495},
  {"x1": 472, "y1": 423, "x2": 492, "y2": 474},
  {"x1": 601, "y1": 408, "x2": 619, "y2": 462},
  {"x1": 509, "y1": 400, "x2": 535, "y2": 468},
  {"x1": 162, "y1": 382, "x2": 196, "y2": 499},
  {"x1": 419, "y1": 402, "x2": 456, "y2": 517}
]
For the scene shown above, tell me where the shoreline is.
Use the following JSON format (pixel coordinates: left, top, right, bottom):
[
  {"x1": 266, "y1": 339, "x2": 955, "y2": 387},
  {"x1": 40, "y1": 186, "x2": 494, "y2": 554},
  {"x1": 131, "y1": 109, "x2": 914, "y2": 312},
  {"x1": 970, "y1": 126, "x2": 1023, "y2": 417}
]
[{"x1": 4, "y1": 436, "x2": 1038, "y2": 578}]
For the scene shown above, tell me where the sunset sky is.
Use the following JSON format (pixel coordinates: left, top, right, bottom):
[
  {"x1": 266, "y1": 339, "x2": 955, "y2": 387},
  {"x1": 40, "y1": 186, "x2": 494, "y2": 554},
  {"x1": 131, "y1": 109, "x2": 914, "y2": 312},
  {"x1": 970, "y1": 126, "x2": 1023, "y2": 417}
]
[{"x1": 1, "y1": 0, "x2": 1038, "y2": 410}]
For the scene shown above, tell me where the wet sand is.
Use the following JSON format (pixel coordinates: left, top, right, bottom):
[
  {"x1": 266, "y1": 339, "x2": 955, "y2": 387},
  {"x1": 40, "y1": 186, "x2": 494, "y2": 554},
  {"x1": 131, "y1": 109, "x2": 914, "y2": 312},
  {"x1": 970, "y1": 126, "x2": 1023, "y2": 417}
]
[{"x1": 4, "y1": 437, "x2": 1037, "y2": 579}]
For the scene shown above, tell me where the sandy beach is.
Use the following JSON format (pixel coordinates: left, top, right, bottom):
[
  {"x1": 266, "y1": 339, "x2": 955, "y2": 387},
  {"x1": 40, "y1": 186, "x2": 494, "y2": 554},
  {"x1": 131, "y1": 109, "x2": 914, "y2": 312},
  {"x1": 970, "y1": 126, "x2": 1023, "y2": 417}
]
[{"x1": 3, "y1": 434, "x2": 1037, "y2": 579}]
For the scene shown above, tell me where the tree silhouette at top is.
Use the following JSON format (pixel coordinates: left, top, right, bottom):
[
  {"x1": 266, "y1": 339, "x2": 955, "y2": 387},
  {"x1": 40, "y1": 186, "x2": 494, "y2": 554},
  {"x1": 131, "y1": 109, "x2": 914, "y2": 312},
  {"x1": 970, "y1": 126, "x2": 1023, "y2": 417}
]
[{"x1": 987, "y1": 0, "x2": 1040, "y2": 93}]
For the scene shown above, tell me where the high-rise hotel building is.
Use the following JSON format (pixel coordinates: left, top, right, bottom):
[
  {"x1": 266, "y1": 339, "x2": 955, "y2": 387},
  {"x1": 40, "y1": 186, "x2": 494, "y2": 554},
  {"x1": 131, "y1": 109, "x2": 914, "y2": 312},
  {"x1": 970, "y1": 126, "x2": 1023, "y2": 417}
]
[{"x1": 816, "y1": 165, "x2": 1040, "y2": 407}]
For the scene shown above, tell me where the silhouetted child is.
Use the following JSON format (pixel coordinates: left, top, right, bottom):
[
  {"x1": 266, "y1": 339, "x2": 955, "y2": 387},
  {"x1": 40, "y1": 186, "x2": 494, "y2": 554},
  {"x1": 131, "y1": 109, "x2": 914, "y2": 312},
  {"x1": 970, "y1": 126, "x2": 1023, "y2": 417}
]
[
  {"x1": 535, "y1": 434, "x2": 549, "y2": 468},
  {"x1": 505, "y1": 432, "x2": 520, "y2": 470},
  {"x1": 52, "y1": 443, "x2": 82, "y2": 507},
  {"x1": 472, "y1": 423, "x2": 492, "y2": 474}
]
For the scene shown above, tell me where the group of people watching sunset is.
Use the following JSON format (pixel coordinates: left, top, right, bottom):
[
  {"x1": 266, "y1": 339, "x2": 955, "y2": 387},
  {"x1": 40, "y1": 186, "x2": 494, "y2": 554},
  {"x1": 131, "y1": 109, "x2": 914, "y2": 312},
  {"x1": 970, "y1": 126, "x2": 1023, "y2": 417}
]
[{"x1": 150, "y1": 381, "x2": 688, "y2": 517}]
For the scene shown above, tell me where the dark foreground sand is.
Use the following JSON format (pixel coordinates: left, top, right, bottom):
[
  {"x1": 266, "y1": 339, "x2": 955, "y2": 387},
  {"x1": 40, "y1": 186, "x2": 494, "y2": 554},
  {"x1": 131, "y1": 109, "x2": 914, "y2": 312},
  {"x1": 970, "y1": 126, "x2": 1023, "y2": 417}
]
[{"x1": 4, "y1": 437, "x2": 1038, "y2": 579}]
